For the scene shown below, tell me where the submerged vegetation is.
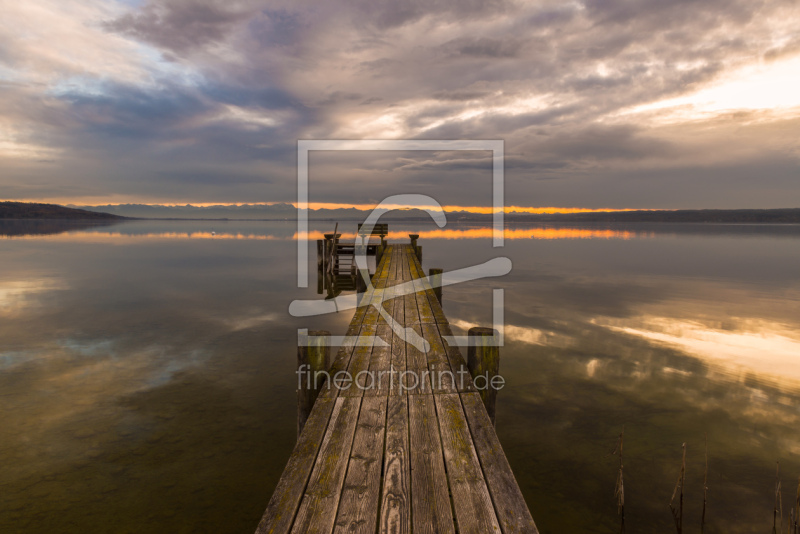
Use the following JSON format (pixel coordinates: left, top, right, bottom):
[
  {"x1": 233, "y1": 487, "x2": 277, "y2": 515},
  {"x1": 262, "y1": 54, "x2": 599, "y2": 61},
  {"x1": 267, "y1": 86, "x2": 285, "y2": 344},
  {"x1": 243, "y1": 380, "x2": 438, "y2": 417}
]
[{"x1": 611, "y1": 432, "x2": 799, "y2": 533}]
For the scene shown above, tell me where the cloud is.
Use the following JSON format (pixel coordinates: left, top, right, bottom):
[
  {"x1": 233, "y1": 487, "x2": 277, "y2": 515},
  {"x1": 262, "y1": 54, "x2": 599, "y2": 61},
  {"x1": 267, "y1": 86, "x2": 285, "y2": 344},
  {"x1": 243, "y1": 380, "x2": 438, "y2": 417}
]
[
  {"x1": 105, "y1": 0, "x2": 255, "y2": 55},
  {"x1": 1, "y1": 0, "x2": 799, "y2": 206},
  {"x1": 441, "y1": 36, "x2": 525, "y2": 58}
]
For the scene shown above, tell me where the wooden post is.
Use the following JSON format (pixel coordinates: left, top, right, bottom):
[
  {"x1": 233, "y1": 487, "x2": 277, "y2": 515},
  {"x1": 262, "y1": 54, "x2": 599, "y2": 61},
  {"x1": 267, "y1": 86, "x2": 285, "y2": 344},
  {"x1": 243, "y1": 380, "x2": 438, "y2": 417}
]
[
  {"x1": 429, "y1": 268, "x2": 443, "y2": 303},
  {"x1": 322, "y1": 234, "x2": 332, "y2": 275},
  {"x1": 356, "y1": 269, "x2": 369, "y2": 294},
  {"x1": 323, "y1": 232, "x2": 341, "y2": 275},
  {"x1": 297, "y1": 330, "x2": 331, "y2": 437},
  {"x1": 416, "y1": 245, "x2": 422, "y2": 262},
  {"x1": 409, "y1": 234, "x2": 419, "y2": 250},
  {"x1": 317, "y1": 240, "x2": 325, "y2": 295},
  {"x1": 467, "y1": 327, "x2": 500, "y2": 425}
]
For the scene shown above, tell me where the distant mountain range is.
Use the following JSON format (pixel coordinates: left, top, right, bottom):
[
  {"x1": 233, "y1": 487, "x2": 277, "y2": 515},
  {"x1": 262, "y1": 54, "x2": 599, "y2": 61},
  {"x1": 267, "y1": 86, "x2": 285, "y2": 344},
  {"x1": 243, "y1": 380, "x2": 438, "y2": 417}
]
[
  {"x1": 509, "y1": 208, "x2": 800, "y2": 223},
  {"x1": 72, "y1": 203, "x2": 800, "y2": 223},
  {"x1": 2, "y1": 201, "x2": 800, "y2": 223},
  {"x1": 72, "y1": 203, "x2": 435, "y2": 220}
]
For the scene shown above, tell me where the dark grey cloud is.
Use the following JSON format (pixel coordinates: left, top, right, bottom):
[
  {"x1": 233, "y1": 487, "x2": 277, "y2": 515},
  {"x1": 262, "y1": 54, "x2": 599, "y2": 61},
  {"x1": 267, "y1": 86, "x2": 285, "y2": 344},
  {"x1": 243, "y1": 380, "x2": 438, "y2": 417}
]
[
  {"x1": 105, "y1": 0, "x2": 254, "y2": 54},
  {"x1": 442, "y1": 37, "x2": 525, "y2": 58},
  {"x1": 1, "y1": 0, "x2": 798, "y2": 206},
  {"x1": 348, "y1": 0, "x2": 511, "y2": 29}
]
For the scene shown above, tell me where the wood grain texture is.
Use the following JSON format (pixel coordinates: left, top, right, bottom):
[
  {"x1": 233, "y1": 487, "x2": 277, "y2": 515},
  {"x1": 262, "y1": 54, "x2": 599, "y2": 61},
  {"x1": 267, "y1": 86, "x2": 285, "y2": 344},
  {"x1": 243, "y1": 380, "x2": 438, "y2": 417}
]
[
  {"x1": 408, "y1": 395, "x2": 456, "y2": 534},
  {"x1": 460, "y1": 393, "x2": 538, "y2": 534},
  {"x1": 342, "y1": 322, "x2": 379, "y2": 398},
  {"x1": 389, "y1": 328, "x2": 407, "y2": 396},
  {"x1": 434, "y1": 394, "x2": 501, "y2": 533},
  {"x1": 365, "y1": 325, "x2": 393, "y2": 397},
  {"x1": 405, "y1": 330, "x2": 433, "y2": 395},
  {"x1": 403, "y1": 282, "x2": 420, "y2": 327},
  {"x1": 334, "y1": 396, "x2": 388, "y2": 533},
  {"x1": 436, "y1": 322, "x2": 473, "y2": 392},
  {"x1": 291, "y1": 397, "x2": 362, "y2": 534},
  {"x1": 421, "y1": 323, "x2": 456, "y2": 394},
  {"x1": 379, "y1": 396, "x2": 411, "y2": 534}
]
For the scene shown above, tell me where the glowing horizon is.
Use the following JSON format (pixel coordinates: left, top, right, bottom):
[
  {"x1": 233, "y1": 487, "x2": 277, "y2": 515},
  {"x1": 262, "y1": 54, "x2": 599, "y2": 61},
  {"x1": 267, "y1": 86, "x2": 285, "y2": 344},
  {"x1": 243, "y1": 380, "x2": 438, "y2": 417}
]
[
  {"x1": 2, "y1": 227, "x2": 652, "y2": 242},
  {"x1": 0, "y1": 198, "x2": 658, "y2": 215}
]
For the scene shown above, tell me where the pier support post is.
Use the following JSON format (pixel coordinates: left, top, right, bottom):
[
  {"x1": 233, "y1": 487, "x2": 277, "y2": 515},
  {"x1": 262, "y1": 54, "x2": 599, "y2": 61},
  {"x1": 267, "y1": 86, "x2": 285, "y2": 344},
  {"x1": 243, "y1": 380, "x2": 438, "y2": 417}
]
[
  {"x1": 416, "y1": 245, "x2": 422, "y2": 262},
  {"x1": 467, "y1": 327, "x2": 500, "y2": 426},
  {"x1": 322, "y1": 235, "x2": 331, "y2": 274},
  {"x1": 297, "y1": 330, "x2": 331, "y2": 437},
  {"x1": 317, "y1": 240, "x2": 325, "y2": 294},
  {"x1": 429, "y1": 268, "x2": 443, "y2": 303},
  {"x1": 409, "y1": 234, "x2": 419, "y2": 250},
  {"x1": 323, "y1": 233, "x2": 340, "y2": 275},
  {"x1": 356, "y1": 269, "x2": 369, "y2": 296}
]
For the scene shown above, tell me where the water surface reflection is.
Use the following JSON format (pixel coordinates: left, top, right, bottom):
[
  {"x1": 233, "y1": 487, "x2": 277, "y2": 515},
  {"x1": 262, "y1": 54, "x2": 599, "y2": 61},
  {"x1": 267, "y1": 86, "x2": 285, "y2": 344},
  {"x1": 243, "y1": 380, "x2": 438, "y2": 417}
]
[{"x1": 1, "y1": 219, "x2": 799, "y2": 533}]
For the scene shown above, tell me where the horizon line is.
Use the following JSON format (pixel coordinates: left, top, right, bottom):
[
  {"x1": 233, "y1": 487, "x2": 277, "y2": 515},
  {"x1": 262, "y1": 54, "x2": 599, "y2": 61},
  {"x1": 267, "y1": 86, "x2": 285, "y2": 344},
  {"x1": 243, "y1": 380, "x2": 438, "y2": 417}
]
[{"x1": 2, "y1": 199, "x2": 669, "y2": 214}]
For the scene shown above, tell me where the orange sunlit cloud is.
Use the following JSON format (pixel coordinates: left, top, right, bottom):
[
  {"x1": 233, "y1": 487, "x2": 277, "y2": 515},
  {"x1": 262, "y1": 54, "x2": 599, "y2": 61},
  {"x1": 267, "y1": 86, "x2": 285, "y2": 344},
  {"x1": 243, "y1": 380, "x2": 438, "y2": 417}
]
[
  {"x1": 1, "y1": 199, "x2": 651, "y2": 215},
  {"x1": 6, "y1": 227, "x2": 652, "y2": 242}
]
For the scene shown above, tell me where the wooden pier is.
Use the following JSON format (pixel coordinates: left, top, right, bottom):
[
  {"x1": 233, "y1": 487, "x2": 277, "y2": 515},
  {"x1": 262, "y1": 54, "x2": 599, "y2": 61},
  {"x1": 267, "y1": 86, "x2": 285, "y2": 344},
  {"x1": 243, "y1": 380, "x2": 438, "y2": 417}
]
[{"x1": 256, "y1": 242, "x2": 538, "y2": 534}]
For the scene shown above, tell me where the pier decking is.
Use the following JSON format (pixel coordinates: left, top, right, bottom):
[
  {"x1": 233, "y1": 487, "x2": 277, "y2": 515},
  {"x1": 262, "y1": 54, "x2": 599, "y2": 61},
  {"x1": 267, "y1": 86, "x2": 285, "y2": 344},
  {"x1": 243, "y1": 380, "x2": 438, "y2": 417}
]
[{"x1": 255, "y1": 244, "x2": 537, "y2": 534}]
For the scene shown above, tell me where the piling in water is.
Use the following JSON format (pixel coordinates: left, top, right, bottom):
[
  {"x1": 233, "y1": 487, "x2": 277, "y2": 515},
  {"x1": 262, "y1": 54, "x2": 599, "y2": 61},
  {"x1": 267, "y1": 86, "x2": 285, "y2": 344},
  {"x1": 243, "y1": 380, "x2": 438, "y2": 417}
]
[
  {"x1": 297, "y1": 330, "x2": 331, "y2": 437},
  {"x1": 467, "y1": 327, "x2": 500, "y2": 425},
  {"x1": 429, "y1": 268, "x2": 443, "y2": 303}
]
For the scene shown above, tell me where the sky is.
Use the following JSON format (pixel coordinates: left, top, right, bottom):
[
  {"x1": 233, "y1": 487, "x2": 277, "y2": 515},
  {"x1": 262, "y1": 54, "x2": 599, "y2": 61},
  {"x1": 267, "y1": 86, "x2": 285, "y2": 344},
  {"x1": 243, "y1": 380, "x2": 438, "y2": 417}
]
[{"x1": 1, "y1": 0, "x2": 799, "y2": 210}]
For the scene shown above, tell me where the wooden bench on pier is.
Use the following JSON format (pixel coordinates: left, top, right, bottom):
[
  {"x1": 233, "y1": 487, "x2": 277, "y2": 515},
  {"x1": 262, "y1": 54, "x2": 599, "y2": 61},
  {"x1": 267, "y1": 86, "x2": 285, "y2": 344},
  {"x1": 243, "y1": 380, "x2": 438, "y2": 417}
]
[
  {"x1": 357, "y1": 222, "x2": 389, "y2": 242},
  {"x1": 256, "y1": 243, "x2": 538, "y2": 534}
]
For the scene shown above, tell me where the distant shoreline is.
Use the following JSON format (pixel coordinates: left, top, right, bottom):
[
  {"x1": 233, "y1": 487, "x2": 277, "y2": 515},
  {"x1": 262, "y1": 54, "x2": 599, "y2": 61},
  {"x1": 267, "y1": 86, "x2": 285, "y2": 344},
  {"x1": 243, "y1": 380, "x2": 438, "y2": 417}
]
[{"x1": 3, "y1": 201, "x2": 800, "y2": 224}]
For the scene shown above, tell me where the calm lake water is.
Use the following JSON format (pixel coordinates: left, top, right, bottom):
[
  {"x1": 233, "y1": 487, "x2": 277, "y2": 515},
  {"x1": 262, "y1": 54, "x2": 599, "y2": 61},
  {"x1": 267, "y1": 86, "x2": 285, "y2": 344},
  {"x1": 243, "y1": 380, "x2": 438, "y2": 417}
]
[{"x1": 2, "y1": 219, "x2": 799, "y2": 533}]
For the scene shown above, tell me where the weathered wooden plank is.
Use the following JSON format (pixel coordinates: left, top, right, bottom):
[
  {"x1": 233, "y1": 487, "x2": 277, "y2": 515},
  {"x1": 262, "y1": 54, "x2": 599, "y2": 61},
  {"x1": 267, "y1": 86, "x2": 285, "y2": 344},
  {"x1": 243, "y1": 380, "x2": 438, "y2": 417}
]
[
  {"x1": 403, "y1": 270, "x2": 420, "y2": 327},
  {"x1": 374, "y1": 245, "x2": 393, "y2": 287},
  {"x1": 460, "y1": 393, "x2": 539, "y2": 534},
  {"x1": 381, "y1": 272, "x2": 396, "y2": 320},
  {"x1": 391, "y1": 245, "x2": 401, "y2": 281},
  {"x1": 404, "y1": 247, "x2": 435, "y2": 325},
  {"x1": 435, "y1": 394, "x2": 501, "y2": 533},
  {"x1": 409, "y1": 394, "x2": 455, "y2": 534},
  {"x1": 405, "y1": 331, "x2": 433, "y2": 395},
  {"x1": 342, "y1": 322, "x2": 379, "y2": 398},
  {"x1": 255, "y1": 397, "x2": 337, "y2": 534},
  {"x1": 399, "y1": 245, "x2": 411, "y2": 280},
  {"x1": 407, "y1": 247, "x2": 449, "y2": 325},
  {"x1": 389, "y1": 328, "x2": 407, "y2": 396},
  {"x1": 379, "y1": 395, "x2": 410, "y2": 534},
  {"x1": 436, "y1": 322, "x2": 473, "y2": 392},
  {"x1": 321, "y1": 321, "x2": 376, "y2": 401},
  {"x1": 291, "y1": 396, "x2": 362, "y2": 534},
  {"x1": 389, "y1": 257, "x2": 405, "y2": 325},
  {"x1": 361, "y1": 244, "x2": 391, "y2": 325},
  {"x1": 414, "y1": 280, "x2": 437, "y2": 324},
  {"x1": 420, "y1": 323, "x2": 456, "y2": 393},
  {"x1": 365, "y1": 325, "x2": 393, "y2": 396},
  {"x1": 334, "y1": 396, "x2": 388, "y2": 533}
]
